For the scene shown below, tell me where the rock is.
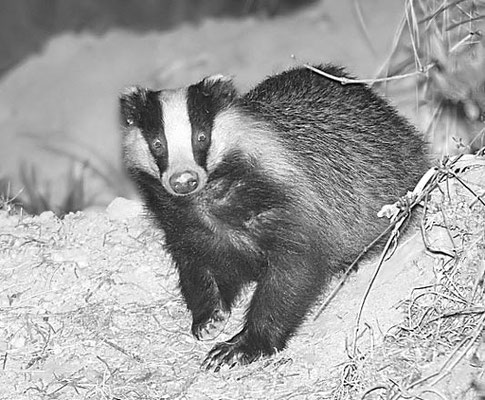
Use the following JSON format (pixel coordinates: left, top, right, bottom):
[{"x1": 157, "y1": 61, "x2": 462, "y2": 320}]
[
  {"x1": 38, "y1": 210, "x2": 56, "y2": 222},
  {"x1": 106, "y1": 197, "x2": 143, "y2": 222}
]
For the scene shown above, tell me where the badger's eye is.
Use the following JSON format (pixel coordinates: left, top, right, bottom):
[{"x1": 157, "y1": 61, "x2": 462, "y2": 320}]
[
  {"x1": 152, "y1": 138, "x2": 163, "y2": 152},
  {"x1": 126, "y1": 117, "x2": 135, "y2": 126},
  {"x1": 197, "y1": 132, "x2": 207, "y2": 142}
]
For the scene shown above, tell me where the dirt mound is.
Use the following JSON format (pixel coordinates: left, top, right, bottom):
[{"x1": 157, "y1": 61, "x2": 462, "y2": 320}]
[{"x1": 1, "y1": 158, "x2": 484, "y2": 399}]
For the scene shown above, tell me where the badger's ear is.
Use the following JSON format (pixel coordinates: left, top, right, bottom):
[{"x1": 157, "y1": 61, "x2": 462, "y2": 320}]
[
  {"x1": 198, "y1": 74, "x2": 238, "y2": 110},
  {"x1": 203, "y1": 74, "x2": 233, "y2": 84},
  {"x1": 119, "y1": 86, "x2": 146, "y2": 127}
]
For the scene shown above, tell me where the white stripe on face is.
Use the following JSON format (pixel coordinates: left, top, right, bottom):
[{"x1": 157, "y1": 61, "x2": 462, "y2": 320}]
[
  {"x1": 122, "y1": 127, "x2": 159, "y2": 178},
  {"x1": 159, "y1": 89, "x2": 207, "y2": 195},
  {"x1": 160, "y1": 89, "x2": 195, "y2": 171}
]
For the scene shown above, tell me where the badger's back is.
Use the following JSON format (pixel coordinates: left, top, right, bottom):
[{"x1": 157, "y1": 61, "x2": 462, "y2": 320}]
[
  {"x1": 234, "y1": 65, "x2": 428, "y2": 264},
  {"x1": 241, "y1": 65, "x2": 427, "y2": 184}
]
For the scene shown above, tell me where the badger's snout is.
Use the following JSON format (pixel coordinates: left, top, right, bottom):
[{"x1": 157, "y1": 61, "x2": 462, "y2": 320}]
[{"x1": 169, "y1": 170, "x2": 200, "y2": 195}]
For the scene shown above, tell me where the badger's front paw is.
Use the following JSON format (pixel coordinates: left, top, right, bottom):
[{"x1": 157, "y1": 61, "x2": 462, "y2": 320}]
[
  {"x1": 192, "y1": 308, "x2": 230, "y2": 341},
  {"x1": 201, "y1": 330, "x2": 264, "y2": 372}
]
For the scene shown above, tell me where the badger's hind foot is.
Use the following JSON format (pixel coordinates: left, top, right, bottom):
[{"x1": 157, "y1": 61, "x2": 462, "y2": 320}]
[
  {"x1": 192, "y1": 308, "x2": 231, "y2": 341},
  {"x1": 201, "y1": 329, "x2": 264, "y2": 372}
]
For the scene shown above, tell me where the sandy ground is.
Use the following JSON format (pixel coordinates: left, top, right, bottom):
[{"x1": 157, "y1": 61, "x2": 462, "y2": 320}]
[
  {"x1": 1, "y1": 159, "x2": 484, "y2": 399},
  {"x1": 0, "y1": 199, "x2": 431, "y2": 399}
]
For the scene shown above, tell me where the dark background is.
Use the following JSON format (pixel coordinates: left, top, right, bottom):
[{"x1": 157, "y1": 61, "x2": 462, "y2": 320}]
[{"x1": 0, "y1": 0, "x2": 315, "y2": 77}]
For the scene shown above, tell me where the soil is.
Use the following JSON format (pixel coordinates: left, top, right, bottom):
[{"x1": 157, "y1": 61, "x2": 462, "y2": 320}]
[{"x1": 1, "y1": 160, "x2": 484, "y2": 399}]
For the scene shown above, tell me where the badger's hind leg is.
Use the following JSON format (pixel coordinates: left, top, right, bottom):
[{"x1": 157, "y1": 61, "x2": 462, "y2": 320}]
[{"x1": 202, "y1": 251, "x2": 326, "y2": 371}]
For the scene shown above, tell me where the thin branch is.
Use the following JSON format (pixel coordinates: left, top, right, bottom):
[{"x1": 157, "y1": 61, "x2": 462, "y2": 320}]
[{"x1": 303, "y1": 63, "x2": 434, "y2": 86}]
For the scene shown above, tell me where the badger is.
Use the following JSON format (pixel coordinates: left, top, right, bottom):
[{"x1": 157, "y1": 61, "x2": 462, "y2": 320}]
[{"x1": 119, "y1": 65, "x2": 429, "y2": 371}]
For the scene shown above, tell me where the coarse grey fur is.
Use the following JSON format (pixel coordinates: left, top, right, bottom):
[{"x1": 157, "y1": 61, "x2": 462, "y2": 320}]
[{"x1": 119, "y1": 64, "x2": 430, "y2": 371}]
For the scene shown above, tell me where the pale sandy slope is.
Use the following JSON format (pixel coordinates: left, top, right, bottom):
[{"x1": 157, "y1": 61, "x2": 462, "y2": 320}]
[{"x1": 2, "y1": 163, "x2": 484, "y2": 399}]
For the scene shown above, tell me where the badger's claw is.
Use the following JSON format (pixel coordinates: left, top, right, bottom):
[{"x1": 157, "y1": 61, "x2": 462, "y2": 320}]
[
  {"x1": 201, "y1": 330, "x2": 263, "y2": 372},
  {"x1": 192, "y1": 308, "x2": 230, "y2": 341}
]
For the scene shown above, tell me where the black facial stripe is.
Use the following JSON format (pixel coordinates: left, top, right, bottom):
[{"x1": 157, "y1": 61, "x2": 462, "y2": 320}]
[
  {"x1": 120, "y1": 88, "x2": 161, "y2": 131},
  {"x1": 143, "y1": 91, "x2": 168, "y2": 174},
  {"x1": 140, "y1": 90, "x2": 162, "y2": 131},
  {"x1": 187, "y1": 84, "x2": 214, "y2": 168},
  {"x1": 120, "y1": 87, "x2": 167, "y2": 174},
  {"x1": 187, "y1": 77, "x2": 238, "y2": 168},
  {"x1": 134, "y1": 90, "x2": 167, "y2": 173}
]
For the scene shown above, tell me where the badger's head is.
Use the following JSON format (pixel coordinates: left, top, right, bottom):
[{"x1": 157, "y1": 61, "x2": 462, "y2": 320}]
[{"x1": 119, "y1": 75, "x2": 237, "y2": 196}]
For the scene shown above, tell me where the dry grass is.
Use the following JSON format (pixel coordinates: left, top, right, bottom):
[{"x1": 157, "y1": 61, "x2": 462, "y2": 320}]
[
  {"x1": 329, "y1": 154, "x2": 485, "y2": 400},
  {"x1": 1, "y1": 133, "x2": 134, "y2": 218},
  {"x1": 376, "y1": 0, "x2": 485, "y2": 155},
  {"x1": 304, "y1": 0, "x2": 485, "y2": 155}
]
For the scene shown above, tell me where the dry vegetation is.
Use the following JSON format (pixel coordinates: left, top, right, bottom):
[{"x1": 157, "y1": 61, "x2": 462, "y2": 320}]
[
  {"x1": 332, "y1": 154, "x2": 485, "y2": 400},
  {"x1": 376, "y1": 0, "x2": 485, "y2": 155}
]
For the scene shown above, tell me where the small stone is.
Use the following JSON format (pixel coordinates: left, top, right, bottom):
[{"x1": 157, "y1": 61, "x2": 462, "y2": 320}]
[
  {"x1": 106, "y1": 197, "x2": 144, "y2": 222},
  {"x1": 38, "y1": 211, "x2": 56, "y2": 223}
]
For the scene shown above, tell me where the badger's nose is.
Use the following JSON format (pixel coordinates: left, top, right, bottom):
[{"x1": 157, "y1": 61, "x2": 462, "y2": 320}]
[{"x1": 169, "y1": 170, "x2": 199, "y2": 195}]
